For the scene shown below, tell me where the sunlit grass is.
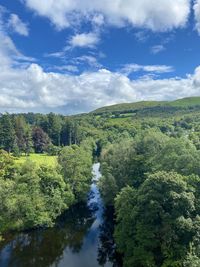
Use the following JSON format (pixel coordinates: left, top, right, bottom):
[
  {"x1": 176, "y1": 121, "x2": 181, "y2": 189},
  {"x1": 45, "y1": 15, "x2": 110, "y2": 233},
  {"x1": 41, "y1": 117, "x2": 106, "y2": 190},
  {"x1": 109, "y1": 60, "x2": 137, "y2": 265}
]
[{"x1": 14, "y1": 153, "x2": 57, "y2": 167}]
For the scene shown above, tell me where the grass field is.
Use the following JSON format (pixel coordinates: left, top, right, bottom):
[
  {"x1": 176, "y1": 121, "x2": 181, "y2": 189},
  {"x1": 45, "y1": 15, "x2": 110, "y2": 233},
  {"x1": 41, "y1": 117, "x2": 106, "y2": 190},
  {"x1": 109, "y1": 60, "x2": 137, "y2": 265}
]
[{"x1": 14, "y1": 153, "x2": 57, "y2": 167}]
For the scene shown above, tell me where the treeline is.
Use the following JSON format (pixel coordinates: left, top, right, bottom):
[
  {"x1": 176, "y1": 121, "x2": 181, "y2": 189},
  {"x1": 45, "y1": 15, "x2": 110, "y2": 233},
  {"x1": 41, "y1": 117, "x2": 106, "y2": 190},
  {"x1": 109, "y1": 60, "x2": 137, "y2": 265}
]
[
  {"x1": 1, "y1": 108, "x2": 200, "y2": 157},
  {"x1": 0, "y1": 139, "x2": 94, "y2": 238},
  {"x1": 99, "y1": 130, "x2": 200, "y2": 266},
  {"x1": 0, "y1": 113, "x2": 80, "y2": 155}
]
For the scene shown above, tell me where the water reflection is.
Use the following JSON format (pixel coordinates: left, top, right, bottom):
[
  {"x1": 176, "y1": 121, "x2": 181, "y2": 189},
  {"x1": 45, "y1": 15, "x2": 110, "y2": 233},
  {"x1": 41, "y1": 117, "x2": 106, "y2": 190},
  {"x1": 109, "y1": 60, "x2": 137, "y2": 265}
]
[
  {"x1": 98, "y1": 206, "x2": 123, "y2": 267},
  {"x1": 0, "y1": 203, "x2": 94, "y2": 267},
  {"x1": 0, "y1": 163, "x2": 120, "y2": 267}
]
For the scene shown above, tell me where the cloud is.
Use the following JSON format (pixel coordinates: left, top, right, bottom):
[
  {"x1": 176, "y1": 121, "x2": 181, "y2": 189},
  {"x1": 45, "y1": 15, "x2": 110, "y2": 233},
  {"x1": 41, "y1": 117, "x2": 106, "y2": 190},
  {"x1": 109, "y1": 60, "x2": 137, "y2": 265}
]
[
  {"x1": 0, "y1": 2, "x2": 199, "y2": 115},
  {"x1": 194, "y1": 0, "x2": 200, "y2": 35},
  {"x1": 0, "y1": 59, "x2": 200, "y2": 114},
  {"x1": 44, "y1": 51, "x2": 65, "y2": 59},
  {"x1": 120, "y1": 64, "x2": 174, "y2": 76},
  {"x1": 53, "y1": 65, "x2": 79, "y2": 73},
  {"x1": 134, "y1": 31, "x2": 149, "y2": 42},
  {"x1": 23, "y1": 0, "x2": 191, "y2": 31},
  {"x1": 72, "y1": 55, "x2": 101, "y2": 68},
  {"x1": 69, "y1": 32, "x2": 99, "y2": 48},
  {"x1": 92, "y1": 14, "x2": 104, "y2": 26},
  {"x1": 7, "y1": 14, "x2": 29, "y2": 36},
  {"x1": 151, "y1": 45, "x2": 166, "y2": 54},
  {"x1": 0, "y1": 30, "x2": 30, "y2": 70},
  {"x1": 0, "y1": 10, "x2": 34, "y2": 72}
]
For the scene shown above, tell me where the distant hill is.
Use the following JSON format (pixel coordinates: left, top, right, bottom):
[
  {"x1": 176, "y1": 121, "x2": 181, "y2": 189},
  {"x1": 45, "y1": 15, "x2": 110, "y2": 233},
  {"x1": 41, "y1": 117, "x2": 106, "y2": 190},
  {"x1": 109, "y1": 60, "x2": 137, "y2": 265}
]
[
  {"x1": 169, "y1": 97, "x2": 200, "y2": 107},
  {"x1": 92, "y1": 97, "x2": 200, "y2": 115}
]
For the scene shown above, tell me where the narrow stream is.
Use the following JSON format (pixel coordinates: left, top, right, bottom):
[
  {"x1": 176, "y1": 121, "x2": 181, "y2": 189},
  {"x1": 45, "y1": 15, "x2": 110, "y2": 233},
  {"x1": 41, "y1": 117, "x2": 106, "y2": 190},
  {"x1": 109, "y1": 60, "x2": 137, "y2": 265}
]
[{"x1": 0, "y1": 163, "x2": 120, "y2": 267}]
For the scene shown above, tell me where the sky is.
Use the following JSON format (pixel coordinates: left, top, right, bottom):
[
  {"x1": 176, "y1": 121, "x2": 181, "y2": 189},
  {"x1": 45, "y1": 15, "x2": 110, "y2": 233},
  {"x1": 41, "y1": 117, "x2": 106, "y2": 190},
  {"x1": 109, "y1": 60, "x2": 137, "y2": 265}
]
[{"x1": 0, "y1": 0, "x2": 200, "y2": 114}]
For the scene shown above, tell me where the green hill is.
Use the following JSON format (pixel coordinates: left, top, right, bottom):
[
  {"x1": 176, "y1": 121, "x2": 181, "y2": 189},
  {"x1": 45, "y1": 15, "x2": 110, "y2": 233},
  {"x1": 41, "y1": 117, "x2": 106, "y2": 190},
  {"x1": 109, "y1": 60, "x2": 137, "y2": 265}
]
[
  {"x1": 169, "y1": 97, "x2": 200, "y2": 107},
  {"x1": 92, "y1": 97, "x2": 200, "y2": 115}
]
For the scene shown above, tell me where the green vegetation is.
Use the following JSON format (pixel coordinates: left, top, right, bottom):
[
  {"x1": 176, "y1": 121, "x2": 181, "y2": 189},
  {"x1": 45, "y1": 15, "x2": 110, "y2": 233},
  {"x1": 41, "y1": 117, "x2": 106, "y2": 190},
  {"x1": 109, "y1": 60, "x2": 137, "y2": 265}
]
[
  {"x1": 0, "y1": 142, "x2": 93, "y2": 238},
  {"x1": 0, "y1": 150, "x2": 73, "y2": 233},
  {"x1": 170, "y1": 96, "x2": 200, "y2": 107},
  {"x1": 115, "y1": 172, "x2": 200, "y2": 267},
  {"x1": 99, "y1": 125, "x2": 200, "y2": 266},
  {"x1": 92, "y1": 97, "x2": 200, "y2": 115},
  {"x1": 1, "y1": 96, "x2": 200, "y2": 266},
  {"x1": 14, "y1": 153, "x2": 57, "y2": 167}
]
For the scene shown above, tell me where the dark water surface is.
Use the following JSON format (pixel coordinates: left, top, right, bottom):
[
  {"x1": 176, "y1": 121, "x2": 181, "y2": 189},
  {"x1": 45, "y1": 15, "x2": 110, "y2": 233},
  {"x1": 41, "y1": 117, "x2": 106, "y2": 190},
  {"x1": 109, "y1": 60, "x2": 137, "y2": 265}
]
[{"x1": 0, "y1": 163, "x2": 121, "y2": 267}]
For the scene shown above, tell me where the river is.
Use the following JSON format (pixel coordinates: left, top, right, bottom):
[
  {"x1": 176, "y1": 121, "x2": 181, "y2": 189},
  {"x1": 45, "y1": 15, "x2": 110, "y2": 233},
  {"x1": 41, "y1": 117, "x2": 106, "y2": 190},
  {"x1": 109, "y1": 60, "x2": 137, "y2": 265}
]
[{"x1": 0, "y1": 163, "x2": 121, "y2": 267}]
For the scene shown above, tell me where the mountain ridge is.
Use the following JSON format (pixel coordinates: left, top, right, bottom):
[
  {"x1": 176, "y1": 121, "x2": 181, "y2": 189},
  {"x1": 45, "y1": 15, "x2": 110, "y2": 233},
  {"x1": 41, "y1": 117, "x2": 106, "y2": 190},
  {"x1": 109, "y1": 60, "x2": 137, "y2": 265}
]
[{"x1": 91, "y1": 97, "x2": 200, "y2": 115}]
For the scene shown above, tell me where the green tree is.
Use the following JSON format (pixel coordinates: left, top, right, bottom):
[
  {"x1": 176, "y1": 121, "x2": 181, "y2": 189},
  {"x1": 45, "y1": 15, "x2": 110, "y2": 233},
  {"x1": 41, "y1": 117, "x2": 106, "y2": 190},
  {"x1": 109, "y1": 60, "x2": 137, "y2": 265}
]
[
  {"x1": 38, "y1": 165, "x2": 74, "y2": 220},
  {"x1": 0, "y1": 114, "x2": 15, "y2": 152},
  {"x1": 14, "y1": 116, "x2": 27, "y2": 154},
  {"x1": 48, "y1": 113, "x2": 62, "y2": 146},
  {"x1": 0, "y1": 158, "x2": 74, "y2": 235},
  {"x1": 115, "y1": 172, "x2": 200, "y2": 267},
  {"x1": 153, "y1": 138, "x2": 200, "y2": 176},
  {"x1": 0, "y1": 150, "x2": 16, "y2": 179},
  {"x1": 24, "y1": 124, "x2": 33, "y2": 155},
  {"x1": 58, "y1": 145, "x2": 92, "y2": 202},
  {"x1": 98, "y1": 173, "x2": 118, "y2": 205},
  {"x1": 100, "y1": 130, "x2": 169, "y2": 205}
]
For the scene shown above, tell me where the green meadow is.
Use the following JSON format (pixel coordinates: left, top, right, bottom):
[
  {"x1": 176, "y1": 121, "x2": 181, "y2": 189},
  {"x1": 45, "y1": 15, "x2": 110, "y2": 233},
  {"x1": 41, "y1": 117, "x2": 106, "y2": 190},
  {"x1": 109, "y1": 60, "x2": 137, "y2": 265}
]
[{"x1": 14, "y1": 153, "x2": 57, "y2": 167}]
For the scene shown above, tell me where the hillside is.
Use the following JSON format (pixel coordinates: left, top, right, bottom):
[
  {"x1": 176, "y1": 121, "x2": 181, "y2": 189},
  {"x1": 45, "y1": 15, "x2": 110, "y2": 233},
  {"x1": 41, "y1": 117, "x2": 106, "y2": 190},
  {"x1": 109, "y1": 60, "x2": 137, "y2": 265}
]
[{"x1": 92, "y1": 97, "x2": 200, "y2": 115}]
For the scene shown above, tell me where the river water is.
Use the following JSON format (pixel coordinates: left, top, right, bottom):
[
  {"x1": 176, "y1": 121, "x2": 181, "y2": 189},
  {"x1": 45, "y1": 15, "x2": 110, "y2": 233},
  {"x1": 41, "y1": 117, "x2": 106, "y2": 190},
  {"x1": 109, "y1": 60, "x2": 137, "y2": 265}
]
[{"x1": 0, "y1": 163, "x2": 121, "y2": 267}]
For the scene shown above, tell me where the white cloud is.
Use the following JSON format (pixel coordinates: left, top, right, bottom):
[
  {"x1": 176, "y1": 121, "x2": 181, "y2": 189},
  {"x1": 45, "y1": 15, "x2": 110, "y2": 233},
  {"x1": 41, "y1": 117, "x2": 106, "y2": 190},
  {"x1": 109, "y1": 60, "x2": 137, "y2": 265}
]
[
  {"x1": 121, "y1": 64, "x2": 174, "y2": 76},
  {"x1": 7, "y1": 14, "x2": 29, "y2": 36},
  {"x1": 134, "y1": 31, "x2": 149, "y2": 42},
  {"x1": 23, "y1": 0, "x2": 191, "y2": 31},
  {"x1": 0, "y1": 3, "x2": 199, "y2": 114},
  {"x1": 0, "y1": 59, "x2": 200, "y2": 114},
  {"x1": 151, "y1": 45, "x2": 166, "y2": 54},
  {"x1": 69, "y1": 32, "x2": 99, "y2": 48},
  {"x1": 92, "y1": 14, "x2": 104, "y2": 26},
  {"x1": 53, "y1": 65, "x2": 79, "y2": 73},
  {"x1": 194, "y1": 0, "x2": 200, "y2": 35},
  {"x1": 44, "y1": 51, "x2": 65, "y2": 58},
  {"x1": 72, "y1": 55, "x2": 101, "y2": 68}
]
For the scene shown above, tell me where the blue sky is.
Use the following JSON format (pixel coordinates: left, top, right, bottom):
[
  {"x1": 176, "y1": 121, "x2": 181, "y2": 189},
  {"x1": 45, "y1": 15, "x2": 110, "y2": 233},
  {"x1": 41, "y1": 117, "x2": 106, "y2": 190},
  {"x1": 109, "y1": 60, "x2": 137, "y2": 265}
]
[{"x1": 0, "y1": 0, "x2": 200, "y2": 114}]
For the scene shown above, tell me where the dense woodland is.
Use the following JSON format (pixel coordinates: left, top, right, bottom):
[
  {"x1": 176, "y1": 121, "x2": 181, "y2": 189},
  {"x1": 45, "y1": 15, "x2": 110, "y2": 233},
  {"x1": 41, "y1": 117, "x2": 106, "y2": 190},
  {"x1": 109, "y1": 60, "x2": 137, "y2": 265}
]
[{"x1": 1, "y1": 97, "x2": 200, "y2": 266}]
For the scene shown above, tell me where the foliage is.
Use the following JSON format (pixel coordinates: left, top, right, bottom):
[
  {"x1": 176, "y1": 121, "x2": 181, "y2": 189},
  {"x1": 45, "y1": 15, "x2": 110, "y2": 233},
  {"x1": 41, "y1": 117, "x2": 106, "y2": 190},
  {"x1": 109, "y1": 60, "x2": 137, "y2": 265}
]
[
  {"x1": 32, "y1": 126, "x2": 51, "y2": 153},
  {"x1": 2, "y1": 97, "x2": 200, "y2": 266},
  {"x1": 58, "y1": 143, "x2": 93, "y2": 202},
  {"x1": 0, "y1": 152, "x2": 74, "y2": 235},
  {"x1": 115, "y1": 172, "x2": 200, "y2": 267},
  {"x1": 0, "y1": 150, "x2": 16, "y2": 179},
  {"x1": 99, "y1": 130, "x2": 169, "y2": 203},
  {"x1": 0, "y1": 114, "x2": 15, "y2": 152}
]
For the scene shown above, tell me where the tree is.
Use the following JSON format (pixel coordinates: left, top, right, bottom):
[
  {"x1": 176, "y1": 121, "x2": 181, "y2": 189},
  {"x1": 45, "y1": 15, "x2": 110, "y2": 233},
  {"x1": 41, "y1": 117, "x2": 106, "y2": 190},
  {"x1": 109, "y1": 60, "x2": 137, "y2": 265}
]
[
  {"x1": 153, "y1": 138, "x2": 200, "y2": 176},
  {"x1": 47, "y1": 113, "x2": 62, "y2": 146},
  {"x1": 98, "y1": 173, "x2": 118, "y2": 205},
  {"x1": 38, "y1": 165, "x2": 74, "y2": 220},
  {"x1": 0, "y1": 159, "x2": 74, "y2": 234},
  {"x1": 100, "y1": 130, "x2": 169, "y2": 205},
  {"x1": 14, "y1": 116, "x2": 27, "y2": 154},
  {"x1": 60, "y1": 118, "x2": 80, "y2": 146},
  {"x1": 24, "y1": 124, "x2": 33, "y2": 155},
  {"x1": 0, "y1": 114, "x2": 15, "y2": 152},
  {"x1": 58, "y1": 145, "x2": 92, "y2": 202},
  {"x1": 0, "y1": 150, "x2": 16, "y2": 179},
  {"x1": 32, "y1": 126, "x2": 50, "y2": 153},
  {"x1": 115, "y1": 172, "x2": 200, "y2": 267}
]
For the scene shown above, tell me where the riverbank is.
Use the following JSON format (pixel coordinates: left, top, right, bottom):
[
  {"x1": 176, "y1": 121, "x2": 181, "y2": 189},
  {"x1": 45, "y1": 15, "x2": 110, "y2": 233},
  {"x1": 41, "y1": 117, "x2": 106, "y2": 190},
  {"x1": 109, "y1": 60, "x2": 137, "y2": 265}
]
[{"x1": 0, "y1": 163, "x2": 121, "y2": 267}]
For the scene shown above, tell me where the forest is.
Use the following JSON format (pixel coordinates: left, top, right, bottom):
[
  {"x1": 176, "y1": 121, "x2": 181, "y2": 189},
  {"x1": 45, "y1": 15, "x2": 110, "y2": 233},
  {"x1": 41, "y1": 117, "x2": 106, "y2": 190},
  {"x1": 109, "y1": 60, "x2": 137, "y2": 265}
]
[{"x1": 1, "y1": 97, "x2": 200, "y2": 266}]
